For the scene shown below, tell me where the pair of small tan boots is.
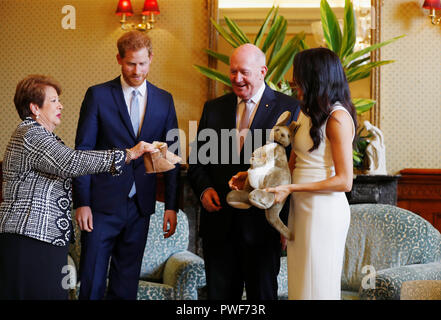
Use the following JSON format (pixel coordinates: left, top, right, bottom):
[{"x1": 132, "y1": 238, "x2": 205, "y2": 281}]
[{"x1": 143, "y1": 141, "x2": 182, "y2": 173}]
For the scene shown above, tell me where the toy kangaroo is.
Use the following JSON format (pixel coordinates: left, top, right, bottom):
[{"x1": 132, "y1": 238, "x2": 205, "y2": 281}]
[{"x1": 227, "y1": 111, "x2": 299, "y2": 240}]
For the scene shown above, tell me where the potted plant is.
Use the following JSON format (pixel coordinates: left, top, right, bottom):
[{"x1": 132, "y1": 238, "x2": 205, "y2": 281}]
[
  {"x1": 194, "y1": 0, "x2": 404, "y2": 170},
  {"x1": 194, "y1": 6, "x2": 306, "y2": 96},
  {"x1": 318, "y1": 0, "x2": 403, "y2": 171}
]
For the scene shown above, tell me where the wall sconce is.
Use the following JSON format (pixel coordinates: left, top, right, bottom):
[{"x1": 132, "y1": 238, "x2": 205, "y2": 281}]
[
  {"x1": 116, "y1": 0, "x2": 160, "y2": 32},
  {"x1": 422, "y1": 0, "x2": 441, "y2": 25}
]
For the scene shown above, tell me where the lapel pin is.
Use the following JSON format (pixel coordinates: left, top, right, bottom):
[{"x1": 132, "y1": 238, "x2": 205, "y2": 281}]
[{"x1": 265, "y1": 104, "x2": 269, "y2": 108}]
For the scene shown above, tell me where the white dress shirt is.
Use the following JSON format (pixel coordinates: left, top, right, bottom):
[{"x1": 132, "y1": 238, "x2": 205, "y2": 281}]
[
  {"x1": 120, "y1": 76, "x2": 147, "y2": 136},
  {"x1": 236, "y1": 82, "x2": 266, "y2": 129},
  {"x1": 200, "y1": 83, "x2": 266, "y2": 201}
]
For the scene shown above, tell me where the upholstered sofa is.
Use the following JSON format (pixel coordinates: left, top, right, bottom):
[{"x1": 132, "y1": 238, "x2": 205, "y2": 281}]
[
  {"x1": 68, "y1": 202, "x2": 206, "y2": 300},
  {"x1": 277, "y1": 204, "x2": 441, "y2": 300}
]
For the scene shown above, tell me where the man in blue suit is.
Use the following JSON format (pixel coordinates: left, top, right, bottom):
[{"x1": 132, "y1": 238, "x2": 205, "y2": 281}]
[
  {"x1": 73, "y1": 31, "x2": 180, "y2": 300},
  {"x1": 188, "y1": 44, "x2": 300, "y2": 299}
]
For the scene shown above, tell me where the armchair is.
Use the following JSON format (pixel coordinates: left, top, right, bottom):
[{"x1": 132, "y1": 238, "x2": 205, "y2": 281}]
[
  {"x1": 137, "y1": 202, "x2": 206, "y2": 300},
  {"x1": 277, "y1": 204, "x2": 441, "y2": 300},
  {"x1": 68, "y1": 202, "x2": 206, "y2": 300},
  {"x1": 344, "y1": 204, "x2": 441, "y2": 299}
]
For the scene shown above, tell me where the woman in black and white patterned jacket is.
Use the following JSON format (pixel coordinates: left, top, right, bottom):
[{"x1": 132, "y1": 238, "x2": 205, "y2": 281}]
[{"x1": 0, "y1": 75, "x2": 153, "y2": 300}]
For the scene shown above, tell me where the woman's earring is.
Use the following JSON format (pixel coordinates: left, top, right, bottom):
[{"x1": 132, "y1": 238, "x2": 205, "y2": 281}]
[{"x1": 36, "y1": 114, "x2": 39, "y2": 119}]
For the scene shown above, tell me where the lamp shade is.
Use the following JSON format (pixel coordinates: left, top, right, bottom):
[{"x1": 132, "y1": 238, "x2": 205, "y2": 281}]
[
  {"x1": 116, "y1": 0, "x2": 134, "y2": 16},
  {"x1": 142, "y1": 0, "x2": 160, "y2": 15},
  {"x1": 423, "y1": 0, "x2": 441, "y2": 10}
]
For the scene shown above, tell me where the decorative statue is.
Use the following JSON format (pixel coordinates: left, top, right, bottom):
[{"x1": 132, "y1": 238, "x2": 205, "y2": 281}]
[
  {"x1": 364, "y1": 120, "x2": 387, "y2": 175},
  {"x1": 226, "y1": 111, "x2": 299, "y2": 240}
]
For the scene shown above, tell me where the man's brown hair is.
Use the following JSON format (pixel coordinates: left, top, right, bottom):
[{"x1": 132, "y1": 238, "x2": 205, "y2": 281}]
[
  {"x1": 117, "y1": 31, "x2": 153, "y2": 58},
  {"x1": 14, "y1": 75, "x2": 61, "y2": 120}
]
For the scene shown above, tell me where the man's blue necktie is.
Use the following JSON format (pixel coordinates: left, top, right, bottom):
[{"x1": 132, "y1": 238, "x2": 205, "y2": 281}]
[{"x1": 128, "y1": 89, "x2": 140, "y2": 198}]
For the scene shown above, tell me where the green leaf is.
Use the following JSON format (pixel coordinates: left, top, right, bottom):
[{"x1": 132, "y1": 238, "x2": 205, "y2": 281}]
[
  {"x1": 353, "y1": 149, "x2": 362, "y2": 157},
  {"x1": 267, "y1": 32, "x2": 304, "y2": 78},
  {"x1": 210, "y1": 17, "x2": 240, "y2": 48},
  {"x1": 270, "y1": 6, "x2": 280, "y2": 27},
  {"x1": 278, "y1": 80, "x2": 293, "y2": 96},
  {"x1": 267, "y1": 81, "x2": 278, "y2": 91},
  {"x1": 346, "y1": 56, "x2": 370, "y2": 69},
  {"x1": 343, "y1": 35, "x2": 405, "y2": 67},
  {"x1": 204, "y1": 49, "x2": 230, "y2": 65},
  {"x1": 270, "y1": 46, "x2": 299, "y2": 85},
  {"x1": 224, "y1": 17, "x2": 250, "y2": 44},
  {"x1": 340, "y1": 0, "x2": 356, "y2": 59},
  {"x1": 193, "y1": 65, "x2": 231, "y2": 87},
  {"x1": 346, "y1": 60, "x2": 394, "y2": 82},
  {"x1": 261, "y1": 15, "x2": 284, "y2": 53},
  {"x1": 254, "y1": 6, "x2": 275, "y2": 47},
  {"x1": 299, "y1": 39, "x2": 309, "y2": 50},
  {"x1": 267, "y1": 19, "x2": 287, "y2": 67},
  {"x1": 321, "y1": 0, "x2": 342, "y2": 55},
  {"x1": 347, "y1": 70, "x2": 371, "y2": 82},
  {"x1": 352, "y1": 98, "x2": 376, "y2": 115},
  {"x1": 267, "y1": 80, "x2": 292, "y2": 95}
]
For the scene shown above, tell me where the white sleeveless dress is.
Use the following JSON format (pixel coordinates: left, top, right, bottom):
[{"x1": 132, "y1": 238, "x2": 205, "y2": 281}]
[{"x1": 287, "y1": 103, "x2": 354, "y2": 300}]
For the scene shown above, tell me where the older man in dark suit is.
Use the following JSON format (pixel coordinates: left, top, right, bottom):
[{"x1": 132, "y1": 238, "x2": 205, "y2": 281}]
[{"x1": 188, "y1": 44, "x2": 300, "y2": 300}]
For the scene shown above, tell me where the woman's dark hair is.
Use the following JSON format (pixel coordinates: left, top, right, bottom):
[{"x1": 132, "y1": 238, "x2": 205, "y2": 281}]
[
  {"x1": 293, "y1": 47, "x2": 357, "y2": 151},
  {"x1": 14, "y1": 75, "x2": 61, "y2": 120}
]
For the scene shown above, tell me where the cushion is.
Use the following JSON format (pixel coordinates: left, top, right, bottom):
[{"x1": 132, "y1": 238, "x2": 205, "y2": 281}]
[
  {"x1": 400, "y1": 280, "x2": 441, "y2": 300},
  {"x1": 137, "y1": 280, "x2": 174, "y2": 300},
  {"x1": 360, "y1": 262, "x2": 441, "y2": 300}
]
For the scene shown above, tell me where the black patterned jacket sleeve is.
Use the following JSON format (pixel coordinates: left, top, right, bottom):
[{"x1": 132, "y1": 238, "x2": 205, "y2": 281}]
[{"x1": 0, "y1": 118, "x2": 126, "y2": 246}]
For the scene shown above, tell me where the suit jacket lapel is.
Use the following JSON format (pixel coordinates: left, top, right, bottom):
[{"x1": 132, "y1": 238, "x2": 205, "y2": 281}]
[
  {"x1": 226, "y1": 93, "x2": 238, "y2": 129},
  {"x1": 249, "y1": 85, "x2": 276, "y2": 131},
  {"x1": 224, "y1": 93, "x2": 240, "y2": 158},
  {"x1": 110, "y1": 77, "x2": 137, "y2": 140},
  {"x1": 138, "y1": 81, "x2": 152, "y2": 139}
]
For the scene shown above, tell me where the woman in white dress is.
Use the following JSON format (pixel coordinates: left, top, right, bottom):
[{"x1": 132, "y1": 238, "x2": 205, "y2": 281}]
[{"x1": 266, "y1": 48, "x2": 357, "y2": 300}]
